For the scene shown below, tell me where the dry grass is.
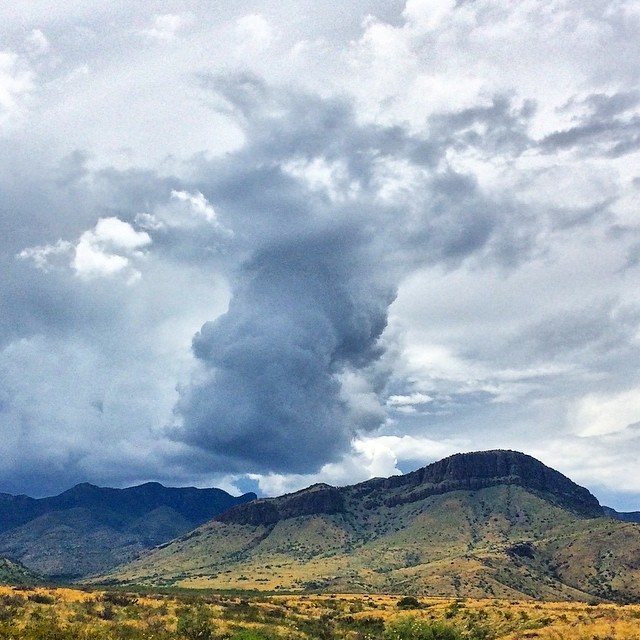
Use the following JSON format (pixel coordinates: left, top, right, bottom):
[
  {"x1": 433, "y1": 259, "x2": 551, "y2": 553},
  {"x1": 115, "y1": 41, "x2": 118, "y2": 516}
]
[{"x1": 0, "y1": 586, "x2": 640, "y2": 639}]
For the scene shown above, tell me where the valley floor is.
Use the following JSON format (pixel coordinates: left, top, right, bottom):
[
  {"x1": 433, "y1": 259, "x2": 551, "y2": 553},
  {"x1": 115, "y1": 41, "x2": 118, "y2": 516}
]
[{"x1": 0, "y1": 585, "x2": 639, "y2": 639}]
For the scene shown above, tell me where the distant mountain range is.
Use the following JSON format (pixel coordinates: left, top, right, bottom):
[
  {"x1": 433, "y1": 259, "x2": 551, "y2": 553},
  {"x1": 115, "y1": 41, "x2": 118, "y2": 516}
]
[
  {"x1": 603, "y1": 506, "x2": 640, "y2": 522},
  {"x1": 100, "y1": 450, "x2": 640, "y2": 603},
  {"x1": 0, "y1": 482, "x2": 256, "y2": 580}
]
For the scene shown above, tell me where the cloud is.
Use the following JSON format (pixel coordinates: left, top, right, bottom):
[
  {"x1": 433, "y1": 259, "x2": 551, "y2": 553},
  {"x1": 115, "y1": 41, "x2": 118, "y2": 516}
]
[
  {"x1": 173, "y1": 228, "x2": 395, "y2": 473},
  {"x1": 141, "y1": 14, "x2": 191, "y2": 42},
  {"x1": 25, "y1": 30, "x2": 50, "y2": 57},
  {"x1": 235, "y1": 14, "x2": 275, "y2": 53},
  {"x1": 161, "y1": 58, "x2": 640, "y2": 484},
  {"x1": 1, "y1": 1, "x2": 640, "y2": 510},
  {"x1": 573, "y1": 388, "x2": 640, "y2": 438},
  {"x1": 0, "y1": 51, "x2": 33, "y2": 127},
  {"x1": 19, "y1": 217, "x2": 151, "y2": 283},
  {"x1": 136, "y1": 189, "x2": 233, "y2": 235},
  {"x1": 403, "y1": 0, "x2": 456, "y2": 30},
  {"x1": 387, "y1": 392, "x2": 433, "y2": 413},
  {"x1": 17, "y1": 240, "x2": 73, "y2": 272},
  {"x1": 168, "y1": 73, "x2": 556, "y2": 475},
  {"x1": 540, "y1": 91, "x2": 640, "y2": 157}
]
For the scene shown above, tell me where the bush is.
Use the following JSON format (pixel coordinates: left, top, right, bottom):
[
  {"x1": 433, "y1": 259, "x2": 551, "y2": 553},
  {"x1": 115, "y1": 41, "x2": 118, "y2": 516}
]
[
  {"x1": 296, "y1": 614, "x2": 336, "y2": 640},
  {"x1": 384, "y1": 617, "x2": 463, "y2": 640},
  {"x1": 98, "y1": 604, "x2": 116, "y2": 620},
  {"x1": 228, "y1": 628, "x2": 279, "y2": 640},
  {"x1": 397, "y1": 597, "x2": 422, "y2": 610},
  {"x1": 0, "y1": 593, "x2": 24, "y2": 621},
  {"x1": 100, "y1": 591, "x2": 139, "y2": 607},
  {"x1": 176, "y1": 604, "x2": 216, "y2": 640},
  {"x1": 339, "y1": 615, "x2": 385, "y2": 640},
  {"x1": 27, "y1": 593, "x2": 55, "y2": 605}
]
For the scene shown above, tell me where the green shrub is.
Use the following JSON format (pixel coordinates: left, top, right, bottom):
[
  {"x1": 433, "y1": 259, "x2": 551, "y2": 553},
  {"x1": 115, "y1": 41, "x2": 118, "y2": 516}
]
[
  {"x1": 176, "y1": 604, "x2": 216, "y2": 640},
  {"x1": 296, "y1": 613, "x2": 336, "y2": 640},
  {"x1": 397, "y1": 597, "x2": 422, "y2": 610},
  {"x1": 27, "y1": 593, "x2": 55, "y2": 605},
  {"x1": 384, "y1": 617, "x2": 463, "y2": 640},
  {"x1": 228, "y1": 627, "x2": 279, "y2": 640},
  {"x1": 338, "y1": 615, "x2": 385, "y2": 640},
  {"x1": 98, "y1": 604, "x2": 116, "y2": 620},
  {"x1": 444, "y1": 601, "x2": 465, "y2": 619},
  {"x1": 100, "y1": 592, "x2": 139, "y2": 607},
  {"x1": 18, "y1": 617, "x2": 74, "y2": 640},
  {"x1": 0, "y1": 593, "x2": 24, "y2": 622}
]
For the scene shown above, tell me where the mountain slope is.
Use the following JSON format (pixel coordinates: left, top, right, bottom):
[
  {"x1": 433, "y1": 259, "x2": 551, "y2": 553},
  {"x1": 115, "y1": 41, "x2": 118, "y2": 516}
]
[
  {"x1": 0, "y1": 556, "x2": 42, "y2": 585},
  {"x1": 101, "y1": 450, "x2": 640, "y2": 602},
  {"x1": 0, "y1": 483, "x2": 256, "y2": 580}
]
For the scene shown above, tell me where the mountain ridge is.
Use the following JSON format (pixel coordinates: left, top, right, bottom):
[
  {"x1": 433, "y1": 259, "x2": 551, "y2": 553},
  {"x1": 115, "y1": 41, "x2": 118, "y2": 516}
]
[
  {"x1": 216, "y1": 449, "x2": 604, "y2": 527},
  {"x1": 0, "y1": 481, "x2": 257, "y2": 532},
  {"x1": 0, "y1": 482, "x2": 256, "y2": 580},
  {"x1": 102, "y1": 449, "x2": 640, "y2": 603}
]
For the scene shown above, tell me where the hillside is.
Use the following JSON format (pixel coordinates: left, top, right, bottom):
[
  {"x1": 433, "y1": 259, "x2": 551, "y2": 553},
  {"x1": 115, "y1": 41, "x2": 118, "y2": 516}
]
[
  {"x1": 100, "y1": 450, "x2": 640, "y2": 602},
  {"x1": 0, "y1": 557, "x2": 41, "y2": 585},
  {"x1": 0, "y1": 482, "x2": 256, "y2": 580}
]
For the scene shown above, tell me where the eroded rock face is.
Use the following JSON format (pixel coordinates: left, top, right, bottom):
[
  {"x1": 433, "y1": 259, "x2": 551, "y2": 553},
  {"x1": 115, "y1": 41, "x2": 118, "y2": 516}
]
[
  {"x1": 381, "y1": 450, "x2": 603, "y2": 518},
  {"x1": 217, "y1": 450, "x2": 604, "y2": 526},
  {"x1": 216, "y1": 484, "x2": 345, "y2": 526}
]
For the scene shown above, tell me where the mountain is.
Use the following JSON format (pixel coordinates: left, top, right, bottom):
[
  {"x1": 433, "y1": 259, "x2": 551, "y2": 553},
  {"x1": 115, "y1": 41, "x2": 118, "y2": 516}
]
[
  {"x1": 101, "y1": 450, "x2": 640, "y2": 603},
  {"x1": 0, "y1": 556, "x2": 42, "y2": 585},
  {"x1": 0, "y1": 482, "x2": 256, "y2": 580},
  {"x1": 603, "y1": 506, "x2": 640, "y2": 523}
]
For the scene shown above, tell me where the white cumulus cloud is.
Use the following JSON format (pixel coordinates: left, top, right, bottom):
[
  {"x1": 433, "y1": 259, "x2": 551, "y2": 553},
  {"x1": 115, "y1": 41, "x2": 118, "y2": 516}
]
[{"x1": 19, "y1": 217, "x2": 151, "y2": 284}]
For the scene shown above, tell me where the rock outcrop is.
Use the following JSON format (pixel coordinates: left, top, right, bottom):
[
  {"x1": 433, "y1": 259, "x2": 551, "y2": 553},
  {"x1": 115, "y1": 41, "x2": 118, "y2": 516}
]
[
  {"x1": 369, "y1": 450, "x2": 603, "y2": 518},
  {"x1": 216, "y1": 450, "x2": 603, "y2": 527},
  {"x1": 217, "y1": 483, "x2": 345, "y2": 526}
]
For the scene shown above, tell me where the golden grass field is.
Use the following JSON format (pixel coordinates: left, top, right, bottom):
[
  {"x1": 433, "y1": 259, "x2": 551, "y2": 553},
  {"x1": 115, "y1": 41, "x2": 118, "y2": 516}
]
[{"x1": 0, "y1": 585, "x2": 639, "y2": 639}]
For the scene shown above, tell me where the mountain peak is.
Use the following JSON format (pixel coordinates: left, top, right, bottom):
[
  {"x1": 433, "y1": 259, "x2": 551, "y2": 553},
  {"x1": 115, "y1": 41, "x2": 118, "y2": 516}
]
[
  {"x1": 219, "y1": 450, "x2": 603, "y2": 527},
  {"x1": 375, "y1": 449, "x2": 603, "y2": 517}
]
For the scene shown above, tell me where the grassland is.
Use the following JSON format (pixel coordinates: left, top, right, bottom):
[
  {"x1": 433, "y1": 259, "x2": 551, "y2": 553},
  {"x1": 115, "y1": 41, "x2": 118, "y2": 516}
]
[{"x1": 1, "y1": 585, "x2": 640, "y2": 639}]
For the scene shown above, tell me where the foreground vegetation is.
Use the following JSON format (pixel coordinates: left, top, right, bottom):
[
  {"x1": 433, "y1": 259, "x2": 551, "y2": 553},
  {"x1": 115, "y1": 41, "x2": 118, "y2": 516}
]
[{"x1": 0, "y1": 586, "x2": 640, "y2": 639}]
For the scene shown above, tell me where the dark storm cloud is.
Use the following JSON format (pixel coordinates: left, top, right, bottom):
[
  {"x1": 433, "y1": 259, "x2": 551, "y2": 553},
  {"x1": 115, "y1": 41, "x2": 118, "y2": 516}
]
[
  {"x1": 174, "y1": 231, "x2": 394, "y2": 473},
  {"x1": 169, "y1": 75, "x2": 554, "y2": 473},
  {"x1": 170, "y1": 80, "x2": 407, "y2": 471}
]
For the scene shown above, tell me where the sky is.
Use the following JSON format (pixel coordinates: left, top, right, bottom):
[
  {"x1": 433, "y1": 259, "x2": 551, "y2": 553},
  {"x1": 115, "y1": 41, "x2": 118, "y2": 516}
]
[{"x1": 1, "y1": 1, "x2": 640, "y2": 510}]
